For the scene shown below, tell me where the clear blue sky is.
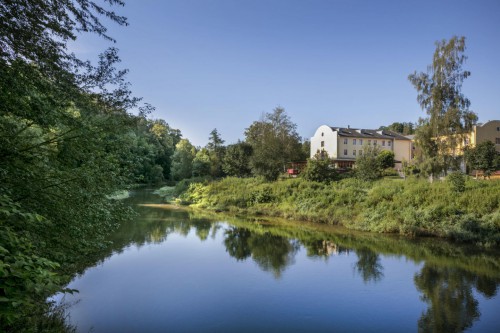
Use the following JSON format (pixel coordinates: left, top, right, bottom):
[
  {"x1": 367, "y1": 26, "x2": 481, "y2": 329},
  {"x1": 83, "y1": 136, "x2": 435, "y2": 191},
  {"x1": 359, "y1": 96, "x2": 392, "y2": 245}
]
[{"x1": 72, "y1": 0, "x2": 500, "y2": 146}]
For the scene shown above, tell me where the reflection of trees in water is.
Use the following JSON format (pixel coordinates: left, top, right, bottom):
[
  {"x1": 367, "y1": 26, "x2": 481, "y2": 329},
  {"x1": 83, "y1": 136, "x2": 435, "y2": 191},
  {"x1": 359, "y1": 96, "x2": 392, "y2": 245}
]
[
  {"x1": 415, "y1": 264, "x2": 498, "y2": 333},
  {"x1": 354, "y1": 248, "x2": 384, "y2": 283},
  {"x1": 250, "y1": 234, "x2": 300, "y2": 278},
  {"x1": 224, "y1": 227, "x2": 299, "y2": 278},
  {"x1": 224, "y1": 228, "x2": 252, "y2": 260}
]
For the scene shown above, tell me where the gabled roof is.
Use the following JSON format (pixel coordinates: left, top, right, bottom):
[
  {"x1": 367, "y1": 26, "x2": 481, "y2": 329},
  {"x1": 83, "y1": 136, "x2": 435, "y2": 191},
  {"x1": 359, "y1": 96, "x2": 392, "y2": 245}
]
[{"x1": 329, "y1": 127, "x2": 411, "y2": 140}]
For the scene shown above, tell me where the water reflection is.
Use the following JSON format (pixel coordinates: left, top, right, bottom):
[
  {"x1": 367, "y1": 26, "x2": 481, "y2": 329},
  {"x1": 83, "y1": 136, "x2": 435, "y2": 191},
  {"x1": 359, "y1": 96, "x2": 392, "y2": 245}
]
[
  {"x1": 84, "y1": 190, "x2": 500, "y2": 332},
  {"x1": 354, "y1": 248, "x2": 384, "y2": 283},
  {"x1": 302, "y1": 239, "x2": 349, "y2": 258},
  {"x1": 416, "y1": 264, "x2": 498, "y2": 332}
]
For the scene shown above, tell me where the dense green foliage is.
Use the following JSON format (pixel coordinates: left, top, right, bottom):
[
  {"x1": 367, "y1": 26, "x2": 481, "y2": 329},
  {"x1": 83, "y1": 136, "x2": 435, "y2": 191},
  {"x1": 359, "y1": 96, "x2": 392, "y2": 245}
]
[
  {"x1": 465, "y1": 141, "x2": 500, "y2": 178},
  {"x1": 245, "y1": 107, "x2": 306, "y2": 181},
  {"x1": 206, "y1": 128, "x2": 226, "y2": 177},
  {"x1": 170, "y1": 139, "x2": 196, "y2": 180},
  {"x1": 355, "y1": 146, "x2": 394, "y2": 180},
  {"x1": 301, "y1": 153, "x2": 337, "y2": 183},
  {"x1": 177, "y1": 177, "x2": 500, "y2": 247},
  {"x1": 0, "y1": 0, "x2": 186, "y2": 330},
  {"x1": 447, "y1": 172, "x2": 466, "y2": 193},
  {"x1": 222, "y1": 141, "x2": 253, "y2": 177},
  {"x1": 379, "y1": 122, "x2": 415, "y2": 135}
]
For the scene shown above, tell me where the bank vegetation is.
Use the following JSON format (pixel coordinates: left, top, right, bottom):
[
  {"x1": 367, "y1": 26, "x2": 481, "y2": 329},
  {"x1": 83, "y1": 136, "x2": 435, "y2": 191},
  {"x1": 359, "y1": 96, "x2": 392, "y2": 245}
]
[{"x1": 167, "y1": 176, "x2": 500, "y2": 247}]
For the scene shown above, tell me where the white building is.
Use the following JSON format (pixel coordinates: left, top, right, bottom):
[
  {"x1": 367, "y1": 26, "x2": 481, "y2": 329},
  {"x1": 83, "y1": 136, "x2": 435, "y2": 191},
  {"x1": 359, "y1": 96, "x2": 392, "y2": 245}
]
[{"x1": 310, "y1": 125, "x2": 412, "y2": 169}]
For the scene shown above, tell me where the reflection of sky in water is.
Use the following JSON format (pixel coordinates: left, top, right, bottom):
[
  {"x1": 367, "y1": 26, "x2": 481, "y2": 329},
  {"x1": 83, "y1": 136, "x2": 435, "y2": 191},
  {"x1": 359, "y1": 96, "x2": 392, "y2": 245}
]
[
  {"x1": 61, "y1": 227, "x2": 427, "y2": 333},
  {"x1": 52, "y1": 196, "x2": 500, "y2": 333}
]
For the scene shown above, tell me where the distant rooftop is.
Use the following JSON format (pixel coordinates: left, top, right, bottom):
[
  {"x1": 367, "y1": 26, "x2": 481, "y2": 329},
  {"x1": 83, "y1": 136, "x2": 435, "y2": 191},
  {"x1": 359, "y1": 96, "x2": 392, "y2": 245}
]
[{"x1": 329, "y1": 127, "x2": 411, "y2": 140}]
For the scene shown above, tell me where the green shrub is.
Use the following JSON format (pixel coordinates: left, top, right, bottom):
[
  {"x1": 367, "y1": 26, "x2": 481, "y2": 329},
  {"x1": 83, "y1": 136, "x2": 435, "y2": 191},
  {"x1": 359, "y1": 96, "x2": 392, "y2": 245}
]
[{"x1": 447, "y1": 172, "x2": 466, "y2": 193}]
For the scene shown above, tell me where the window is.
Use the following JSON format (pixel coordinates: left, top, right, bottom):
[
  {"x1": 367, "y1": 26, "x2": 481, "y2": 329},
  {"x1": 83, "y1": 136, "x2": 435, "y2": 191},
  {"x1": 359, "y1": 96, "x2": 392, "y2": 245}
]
[
  {"x1": 321, "y1": 141, "x2": 324, "y2": 147},
  {"x1": 368, "y1": 140, "x2": 371, "y2": 145},
  {"x1": 344, "y1": 138, "x2": 348, "y2": 144},
  {"x1": 388, "y1": 141, "x2": 391, "y2": 147},
  {"x1": 496, "y1": 138, "x2": 500, "y2": 144},
  {"x1": 353, "y1": 139, "x2": 357, "y2": 145},
  {"x1": 344, "y1": 149, "x2": 348, "y2": 156},
  {"x1": 382, "y1": 140, "x2": 385, "y2": 146},
  {"x1": 359, "y1": 139, "x2": 363, "y2": 145},
  {"x1": 374, "y1": 140, "x2": 377, "y2": 146},
  {"x1": 321, "y1": 132, "x2": 324, "y2": 136},
  {"x1": 359, "y1": 150, "x2": 363, "y2": 156},
  {"x1": 353, "y1": 150, "x2": 356, "y2": 156},
  {"x1": 497, "y1": 127, "x2": 500, "y2": 131}
]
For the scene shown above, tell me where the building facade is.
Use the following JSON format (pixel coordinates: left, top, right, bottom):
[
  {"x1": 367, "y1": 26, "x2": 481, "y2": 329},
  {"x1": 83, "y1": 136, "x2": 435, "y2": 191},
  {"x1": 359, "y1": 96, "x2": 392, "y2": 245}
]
[
  {"x1": 466, "y1": 120, "x2": 500, "y2": 152},
  {"x1": 310, "y1": 125, "x2": 412, "y2": 168}
]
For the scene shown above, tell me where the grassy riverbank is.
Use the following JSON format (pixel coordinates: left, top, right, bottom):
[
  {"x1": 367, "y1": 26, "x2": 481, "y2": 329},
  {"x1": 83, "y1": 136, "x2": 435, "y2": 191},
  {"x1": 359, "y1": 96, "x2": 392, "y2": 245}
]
[{"x1": 167, "y1": 177, "x2": 500, "y2": 247}]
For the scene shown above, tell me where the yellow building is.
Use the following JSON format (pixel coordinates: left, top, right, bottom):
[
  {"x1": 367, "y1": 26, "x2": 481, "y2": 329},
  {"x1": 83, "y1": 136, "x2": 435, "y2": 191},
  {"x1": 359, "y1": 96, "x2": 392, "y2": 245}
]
[{"x1": 465, "y1": 120, "x2": 500, "y2": 152}]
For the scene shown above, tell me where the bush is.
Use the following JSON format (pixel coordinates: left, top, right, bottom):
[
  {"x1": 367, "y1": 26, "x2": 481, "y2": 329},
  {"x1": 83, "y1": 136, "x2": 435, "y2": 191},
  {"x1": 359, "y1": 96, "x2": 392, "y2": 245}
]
[
  {"x1": 447, "y1": 172, "x2": 466, "y2": 193},
  {"x1": 301, "y1": 153, "x2": 337, "y2": 183}
]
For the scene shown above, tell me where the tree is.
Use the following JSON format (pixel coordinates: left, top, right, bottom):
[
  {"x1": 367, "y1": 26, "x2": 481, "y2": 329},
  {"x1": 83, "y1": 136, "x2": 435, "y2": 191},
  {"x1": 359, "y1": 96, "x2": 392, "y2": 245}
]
[
  {"x1": 355, "y1": 146, "x2": 382, "y2": 181},
  {"x1": 377, "y1": 150, "x2": 395, "y2": 170},
  {"x1": 145, "y1": 118, "x2": 182, "y2": 180},
  {"x1": 222, "y1": 142, "x2": 253, "y2": 177},
  {"x1": 379, "y1": 122, "x2": 415, "y2": 135},
  {"x1": 206, "y1": 128, "x2": 226, "y2": 178},
  {"x1": 245, "y1": 107, "x2": 303, "y2": 181},
  {"x1": 302, "y1": 152, "x2": 337, "y2": 183},
  {"x1": 170, "y1": 139, "x2": 196, "y2": 180},
  {"x1": 192, "y1": 148, "x2": 211, "y2": 177},
  {"x1": 0, "y1": 0, "x2": 127, "y2": 73},
  {"x1": 465, "y1": 141, "x2": 499, "y2": 179},
  {"x1": 408, "y1": 36, "x2": 477, "y2": 178}
]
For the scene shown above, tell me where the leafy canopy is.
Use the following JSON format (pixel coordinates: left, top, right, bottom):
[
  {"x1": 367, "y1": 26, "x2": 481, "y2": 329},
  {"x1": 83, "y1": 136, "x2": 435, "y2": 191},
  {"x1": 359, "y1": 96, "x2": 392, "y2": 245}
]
[
  {"x1": 409, "y1": 36, "x2": 477, "y2": 176},
  {"x1": 245, "y1": 107, "x2": 304, "y2": 181}
]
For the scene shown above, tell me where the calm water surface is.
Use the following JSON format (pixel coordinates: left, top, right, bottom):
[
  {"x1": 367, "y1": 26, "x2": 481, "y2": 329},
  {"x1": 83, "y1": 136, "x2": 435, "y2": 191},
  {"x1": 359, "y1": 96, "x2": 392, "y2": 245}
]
[{"x1": 57, "y1": 189, "x2": 500, "y2": 332}]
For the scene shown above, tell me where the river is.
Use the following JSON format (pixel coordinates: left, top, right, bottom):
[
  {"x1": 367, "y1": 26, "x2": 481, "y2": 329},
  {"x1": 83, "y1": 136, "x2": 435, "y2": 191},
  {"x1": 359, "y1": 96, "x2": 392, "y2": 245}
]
[{"x1": 54, "y1": 189, "x2": 500, "y2": 332}]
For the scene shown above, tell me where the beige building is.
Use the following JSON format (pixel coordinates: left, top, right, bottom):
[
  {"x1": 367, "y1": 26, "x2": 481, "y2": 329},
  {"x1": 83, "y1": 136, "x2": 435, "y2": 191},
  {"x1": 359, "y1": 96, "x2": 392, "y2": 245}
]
[
  {"x1": 310, "y1": 125, "x2": 412, "y2": 169},
  {"x1": 452, "y1": 120, "x2": 500, "y2": 172}
]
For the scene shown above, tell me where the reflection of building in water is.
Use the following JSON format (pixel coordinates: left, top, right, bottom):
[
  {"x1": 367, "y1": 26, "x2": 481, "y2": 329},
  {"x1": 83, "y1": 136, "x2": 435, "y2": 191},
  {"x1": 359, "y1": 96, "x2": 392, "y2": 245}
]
[
  {"x1": 323, "y1": 240, "x2": 338, "y2": 256},
  {"x1": 315, "y1": 240, "x2": 350, "y2": 257}
]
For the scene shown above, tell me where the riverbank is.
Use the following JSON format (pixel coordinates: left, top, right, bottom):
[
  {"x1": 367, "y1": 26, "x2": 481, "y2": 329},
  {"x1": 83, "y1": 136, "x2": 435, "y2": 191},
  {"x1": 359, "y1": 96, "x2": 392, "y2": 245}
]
[{"x1": 163, "y1": 177, "x2": 500, "y2": 247}]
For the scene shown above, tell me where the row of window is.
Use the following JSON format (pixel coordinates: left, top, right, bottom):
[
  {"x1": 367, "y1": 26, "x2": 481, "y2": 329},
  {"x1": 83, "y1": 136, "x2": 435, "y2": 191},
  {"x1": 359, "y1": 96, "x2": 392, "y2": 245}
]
[
  {"x1": 343, "y1": 149, "x2": 364, "y2": 156},
  {"x1": 320, "y1": 139, "x2": 393, "y2": 148},
  {"x1": 342, "y1": 138, "x2": 391, "y2": 146}
]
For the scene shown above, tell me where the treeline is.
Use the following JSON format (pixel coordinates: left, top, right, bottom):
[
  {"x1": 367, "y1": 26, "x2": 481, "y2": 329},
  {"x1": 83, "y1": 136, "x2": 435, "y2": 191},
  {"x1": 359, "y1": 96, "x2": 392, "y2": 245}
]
[
  {"x1": 0, "y1": 1, "x2": 187, "y2": 331},
  {"x1": 379, "y1": 121, "x2": 415, "y2": 135},
  {"x1": 165, "y1": 107, "x2": 309, "y2": 183}
]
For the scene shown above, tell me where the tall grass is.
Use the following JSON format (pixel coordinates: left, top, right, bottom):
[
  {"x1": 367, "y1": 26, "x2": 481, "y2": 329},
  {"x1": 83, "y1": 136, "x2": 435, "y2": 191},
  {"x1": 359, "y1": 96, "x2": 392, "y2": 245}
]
[{"x1": 177, "y1": 177, "x2": 500, "y2": 246}]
